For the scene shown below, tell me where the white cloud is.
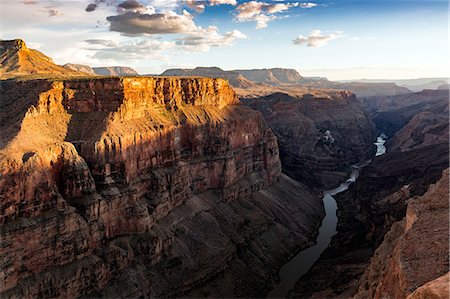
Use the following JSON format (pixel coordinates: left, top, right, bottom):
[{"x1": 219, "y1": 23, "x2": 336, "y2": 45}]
[
  {"x1": 83, "y1": 38, "x2": 175, "y2": 61},
  {"x1": 186, "y1": 0, "x2": 206, "y2": 13},
  {"x1": 176, "y1": 26, "x2": 246, "y2": 51},
  {"x1": 209, "y1": 0, "x2": 237, "y2": 6},
  {"x1": 293, "y1": 30, "x2": 344, "y2": 47},
  {"x1": 235, "y1": 1, "x2": 316, "y2": 29}
]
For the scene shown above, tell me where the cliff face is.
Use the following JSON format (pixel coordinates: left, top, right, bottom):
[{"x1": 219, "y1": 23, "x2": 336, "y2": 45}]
[
  {"x1": 242, "y1": 91, "x2": 377, "y2": 188},
  {"x1": 362, "y1": 89, "x2": 449, "y2": 137},
  {"x1": 0, "y1": 77, "x2": 323, "y2": 297},
  {"x1": 356, "y1": 169, "x2": 449, "y2": 299}
]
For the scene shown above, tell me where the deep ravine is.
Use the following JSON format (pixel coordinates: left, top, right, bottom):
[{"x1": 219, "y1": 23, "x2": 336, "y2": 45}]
[{"x1": 266, "y1": 135, "x2": 387, "y2": 298}]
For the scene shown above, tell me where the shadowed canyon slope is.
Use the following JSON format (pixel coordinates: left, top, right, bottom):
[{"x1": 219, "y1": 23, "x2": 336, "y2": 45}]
[
  {"x1": 290, "y1": 87, "x2": 449, "y2": 298},
  {"x1": 241, "y1": 91, "x2": 377, "y2": 189},
  {"x1": 0, "y1": 75, "x2": 324, "y2": 298}
]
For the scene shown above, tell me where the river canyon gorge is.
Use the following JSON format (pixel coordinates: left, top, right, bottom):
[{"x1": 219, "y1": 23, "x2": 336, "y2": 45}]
[{"x1": 0, "y1": 39, "x2": 448, "y2": 298}]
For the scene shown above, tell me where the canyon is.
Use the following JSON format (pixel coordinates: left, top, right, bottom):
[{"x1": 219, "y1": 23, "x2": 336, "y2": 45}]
[
  {"x1": 0, "y1": 48, "x2": 325, "y2": 296},
  {"x1": 0, "y1": 39, "x2": 448, "y2": 299}
]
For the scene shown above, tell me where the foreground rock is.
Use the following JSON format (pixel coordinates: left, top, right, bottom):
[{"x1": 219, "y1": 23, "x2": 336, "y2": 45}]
[
  {"x1": 355, "y1": 169, "x2": 449, "y2": 298},
  {"x1": 0, "y1": 76, "x2": 323, "y2": 297},
  {"x1": 241, "y1": 90, "x2": 376, "y2": 189}
]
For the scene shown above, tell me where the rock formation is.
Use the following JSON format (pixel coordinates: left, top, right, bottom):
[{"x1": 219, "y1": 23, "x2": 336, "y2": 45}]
[
  {"x1": 0, "y1": 76, "x2": 323, "y2": 298},
  {"x1": 363, "y1": 89, "x2": 449, "y2": 142},
  {"x1": 355, "y1": 168, "x2": 449, "y2": 299},
  {"x1": 0, "y1": 39, "x2": 85, "y2": 79},
  {"x1": 241, "y1": 91, "x2": 377, "y2": 189},
  {"x1": 290, "y1": 86, "x2": 449, "y2": 297}
]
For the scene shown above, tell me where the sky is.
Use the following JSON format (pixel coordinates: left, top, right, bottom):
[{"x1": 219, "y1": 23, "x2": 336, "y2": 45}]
[{"x1": 0, "y1": 0, "x2": 448, "y2": 80}]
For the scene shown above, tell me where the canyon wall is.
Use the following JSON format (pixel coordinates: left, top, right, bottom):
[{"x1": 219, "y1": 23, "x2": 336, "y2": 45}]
[
  {"x1": 0, "y1": 77, "x2": 323, "y2": 297},
  {"x1": 290, "y1": 87, "x2": 449, "y2": 297},
  {"x1": 242, "y1": 91, "x2": 377, "y2": 189}
]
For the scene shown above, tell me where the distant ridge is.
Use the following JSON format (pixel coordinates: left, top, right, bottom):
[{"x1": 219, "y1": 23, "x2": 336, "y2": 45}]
[
  {"x1": 63, "y1": 63, "x2": 96, "y2": 75},
  {"x1": 160, "y1": 67, "x2": 255, "y2": 88},
  {"x1": 232, "y1": 68, "x2": 303, "y2": 85},
  {"x1": 92, "y1": 66, "x2": 139, "y2": 76}
]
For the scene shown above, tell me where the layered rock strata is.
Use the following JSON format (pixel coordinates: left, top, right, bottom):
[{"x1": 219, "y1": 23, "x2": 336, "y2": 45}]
[
  {"x1": 0, "y1": 77, "x2": 323, "y2": 298},
  {"x1": 242, "y1": 91, "x2": 377, "y2": 189}
]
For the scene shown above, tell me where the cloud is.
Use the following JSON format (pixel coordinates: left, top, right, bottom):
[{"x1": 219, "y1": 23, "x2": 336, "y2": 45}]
[
  {"x1": 293, "y1": 30, "x2": 344, "y2": 47},
  {"x1": 235, "y1": 1, "x2": 316, "y2": 29},
  {"x1": 107, "y1": 10, "x2": 197, "y2": 35},
  {"x1": 83, "y1": 38, "x2": 174, "y2": 61},
  {"x1": 85, "y1": 3, "x2": 98, "y2": 12},
  {"x1": 40, "y1": 6, "x2": 63, "y2": 17},
  {"x1": 175, "y1": 26, "x2": 246, "y2": 51},
  {"x1": 186, "y1": 0, "x2": 206, "y2": 13},
  {"x1": 298, "y1": 2, "x2": 317, "y2": 8},
  {"x1": 118, "y1": 0, "x2": 144, "y2": 10},
  {"x1": 209, "y1": 0, "x2": 237, "y2": 5}
]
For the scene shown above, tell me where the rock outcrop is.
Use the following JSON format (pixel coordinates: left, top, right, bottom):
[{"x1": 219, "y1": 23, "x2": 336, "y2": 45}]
[
  {"x1": 242, "y1": 91, "x2": 376, "y2": 189},
  {"x1": 0, "y1": 76, "x2": 323, "y2": 298},
  {"x1": 92, "y1": 66, "x2": 139, "y2": 76},
  {"x1": 0, "y1": 39, "x2": 85, "y2": 79},
  {"x1": 355, "y1": 168, "x2": 449, "y2": 299}
]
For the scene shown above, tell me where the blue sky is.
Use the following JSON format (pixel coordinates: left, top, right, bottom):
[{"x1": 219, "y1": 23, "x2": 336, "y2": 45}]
[{"x1": 0, "y1": 0, "x2": 448, "y2": 79}]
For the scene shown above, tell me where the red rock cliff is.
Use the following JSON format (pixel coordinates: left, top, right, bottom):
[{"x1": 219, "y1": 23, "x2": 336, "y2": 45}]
[{"x1": 0, "y1": 77, "x2": 322, "y2": 297}]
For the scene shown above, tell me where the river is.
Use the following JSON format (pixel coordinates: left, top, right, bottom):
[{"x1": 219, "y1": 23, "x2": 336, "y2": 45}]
[{"x1": 267, "y1": 135, "x2": 387, "y2": 298}]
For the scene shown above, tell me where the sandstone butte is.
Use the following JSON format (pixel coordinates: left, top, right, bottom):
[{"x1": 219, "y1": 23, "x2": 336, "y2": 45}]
[{"x1": 0, "y1": 75, "x2": 324, "y2": 298}]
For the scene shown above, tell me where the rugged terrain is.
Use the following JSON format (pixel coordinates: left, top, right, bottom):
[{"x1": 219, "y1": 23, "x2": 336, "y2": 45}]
[
  {"x1": 0, "y1": 75, "x2": 324, "y2": 298},
  {"x1": 362, "y1": 89, "x2": 449, "y2": 145},
  {"x1": 241, "y1": 91, "x2": 377, "y2": 189},
  {"x1": 290, "y1": 87, "x2": 449, "y2": 298},
  {"x1": 160, "y1": 67, "x2": 411, "y2": 98}
]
